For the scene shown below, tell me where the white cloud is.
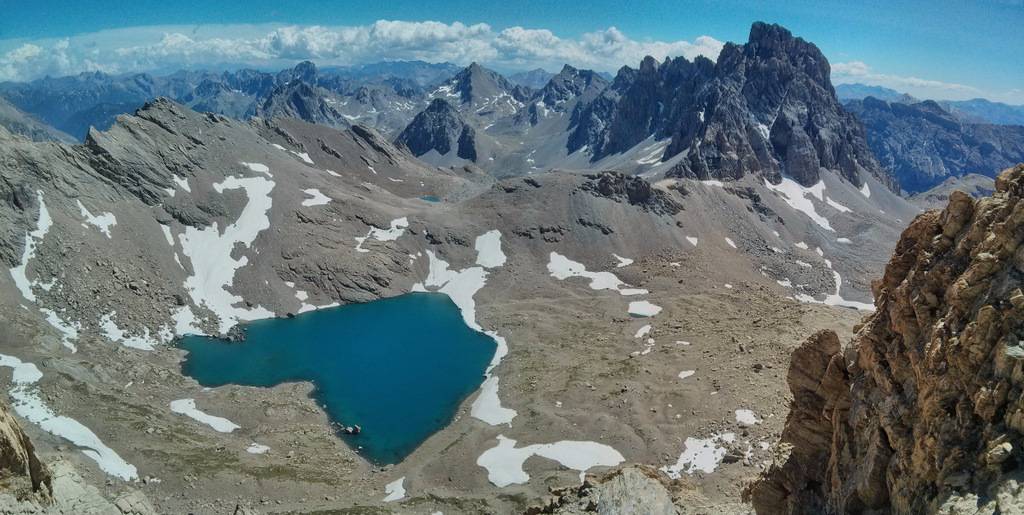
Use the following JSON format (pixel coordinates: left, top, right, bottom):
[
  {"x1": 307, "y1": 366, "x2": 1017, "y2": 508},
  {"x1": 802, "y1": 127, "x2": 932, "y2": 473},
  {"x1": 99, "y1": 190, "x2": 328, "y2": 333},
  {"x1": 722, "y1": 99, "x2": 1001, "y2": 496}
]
[
  {"x1": 831, "y1": 60, "x2": 1023, "y2": 104},
  {"x1": 0, "y1": 21, "x2": 723, "y2": 82}
]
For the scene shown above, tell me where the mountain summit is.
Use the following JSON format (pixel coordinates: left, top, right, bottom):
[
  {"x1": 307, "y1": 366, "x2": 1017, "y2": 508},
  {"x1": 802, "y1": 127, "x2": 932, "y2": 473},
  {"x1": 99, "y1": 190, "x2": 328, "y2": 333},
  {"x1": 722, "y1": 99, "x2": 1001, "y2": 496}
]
[{"x1": 569, "y1": 22, "x2": 893, "y2": 191}]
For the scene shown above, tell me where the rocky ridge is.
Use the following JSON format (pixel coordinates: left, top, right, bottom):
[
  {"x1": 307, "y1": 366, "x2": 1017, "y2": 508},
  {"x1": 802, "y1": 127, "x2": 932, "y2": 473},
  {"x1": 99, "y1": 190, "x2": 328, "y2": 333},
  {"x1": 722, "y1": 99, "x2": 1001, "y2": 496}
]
[
  {"x1": 749, "y1": 164, "x2": 1024, "y2": 513},
  {"x1": 566, "y1": 23, "x2": 891, "y2": 192}
]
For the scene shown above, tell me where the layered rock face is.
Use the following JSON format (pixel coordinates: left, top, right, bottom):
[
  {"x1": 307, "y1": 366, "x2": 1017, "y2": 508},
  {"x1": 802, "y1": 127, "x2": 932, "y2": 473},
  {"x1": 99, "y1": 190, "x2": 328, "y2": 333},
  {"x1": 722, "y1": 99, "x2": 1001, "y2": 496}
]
[
  {"x1": 395, "y1": 98, "x2": 477, "y2": 160},
  {"x1": 750, "y1": 164, "x2": 1024, "y2": 514},
  {"x1": 568, "y1": 22, "x2": 891, "y2": 191},
  {"x1": 846, "y1": 97, "x2": 1024, "y2": 194}
]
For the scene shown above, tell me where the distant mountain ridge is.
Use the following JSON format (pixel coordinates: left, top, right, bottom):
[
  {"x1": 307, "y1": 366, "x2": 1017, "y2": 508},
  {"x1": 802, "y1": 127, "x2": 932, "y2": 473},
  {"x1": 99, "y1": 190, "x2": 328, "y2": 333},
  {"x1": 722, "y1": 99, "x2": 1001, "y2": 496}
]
[
  {"x1": 0, "y1": 60, "x2": 459, "y2": 140},
  {"x1": 837, "y1": 82, "x2": 1024, "y2": 126},
  {"x1": 846, "y1": 96, "x2": 1024, "y2": 193}
]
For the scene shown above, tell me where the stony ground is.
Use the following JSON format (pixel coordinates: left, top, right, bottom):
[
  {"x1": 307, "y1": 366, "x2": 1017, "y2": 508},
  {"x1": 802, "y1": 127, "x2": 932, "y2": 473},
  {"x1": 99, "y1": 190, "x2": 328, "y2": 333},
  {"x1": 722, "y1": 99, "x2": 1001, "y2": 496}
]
[{"x1": 1, "y1": 251, "x2": 865, "y2": 514}]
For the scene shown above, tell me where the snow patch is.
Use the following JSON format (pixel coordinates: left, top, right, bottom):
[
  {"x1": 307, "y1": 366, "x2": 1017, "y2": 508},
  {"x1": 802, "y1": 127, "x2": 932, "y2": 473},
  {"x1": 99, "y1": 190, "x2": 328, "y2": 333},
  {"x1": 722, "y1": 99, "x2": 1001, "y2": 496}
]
[
  {"x1": 246, "y1": 443, "x2": 270, "y2": 454},
  {"x1": 0, "y1": 353, "x2": 137, "y2": 480},
  {"x1": 76, "y1": 200, "x2": 116, "y2": 238},
  {"x1": 724, "y1": 237, "x2": 737, "y2": 249},
  {"x1": 634, "y1": 324, "x2": 652, "y2": 338},
  {"x1": 172, "y1": 175, "x2": 191, "y2": 192},
  {"x1": 383, "y1": 477, "x2": 406, "y2": 502},
  {"x1": 169, "y1": 398, "x2": 239, "y2": 433},
  {"x1": 477, "y1": 435, "x2": 624, "y2": 487},
  {"x1": 10, "y1": 190, "x2": 52, "y2": 303},
  {"x1": 735, "y1": 409, "x2": 760, "y2": 426},
  {"x1": 547, "y1": 252, "x2": 648, "y2": 296},
  {"x1": 354, "y1": 217, "x2": 409, "y2": 253},
  {"x1": 764, "y1": 178, "x2": 833, "y2": 231},
  {"x1": 99, "y1": 312, "x2": 157, "y2": 351},
  {"x1": 474, "y1": 230, "x2": 506, "y2": 268},
  {"x1": 416, "y1": 231, "x2": 516, "y2": 426},
  {"x1": 860, "y1": 182, "x2": 871, "y2": 198},
  {"x1": 628, "y1": 301, "x2": 662, "y2": 317},
  {"x1": 301, "y1": 188, "x2": 330, "y2": 207},
  {"x1": 678, "y1": 370, "x2": 695, "y2": 380},
  {"x1": 661, "y1": 432, "x2": 735, "y2": 478},
  {"x1": 612, "y1": 254, "x2": 633, "y2": 268},
  {"x1": 160, "y1": 224, "x2": 175, "y2": 246},
  {"x1": 40, "y1": 308, "x2": 79, "y2": 352}
]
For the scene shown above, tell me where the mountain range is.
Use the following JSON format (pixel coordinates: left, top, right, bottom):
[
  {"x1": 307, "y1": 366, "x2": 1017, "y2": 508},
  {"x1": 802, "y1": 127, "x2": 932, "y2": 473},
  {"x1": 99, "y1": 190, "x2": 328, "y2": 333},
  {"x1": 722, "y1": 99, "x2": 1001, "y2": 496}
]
[{"x1": 4, "y1": 19, "x2": 1012, "y2": 514}]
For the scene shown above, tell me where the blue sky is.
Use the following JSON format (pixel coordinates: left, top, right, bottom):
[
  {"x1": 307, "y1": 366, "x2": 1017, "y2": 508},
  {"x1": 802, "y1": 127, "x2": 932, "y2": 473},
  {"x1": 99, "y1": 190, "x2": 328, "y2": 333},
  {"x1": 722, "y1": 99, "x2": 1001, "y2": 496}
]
[{"x1": 2, "y1": 0, "x2": 1022, "y2": 102}]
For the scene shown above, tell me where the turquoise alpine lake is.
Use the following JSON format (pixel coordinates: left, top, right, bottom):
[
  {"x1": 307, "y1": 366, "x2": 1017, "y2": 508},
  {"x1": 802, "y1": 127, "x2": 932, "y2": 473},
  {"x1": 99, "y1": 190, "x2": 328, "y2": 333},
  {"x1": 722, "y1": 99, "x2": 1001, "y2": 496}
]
[
  {"x1": 178, "y1": 292, "x2": 496, "y2": 464},
  {"x1": 419, "y1": 195, "x2": 441, "y2": 202}
]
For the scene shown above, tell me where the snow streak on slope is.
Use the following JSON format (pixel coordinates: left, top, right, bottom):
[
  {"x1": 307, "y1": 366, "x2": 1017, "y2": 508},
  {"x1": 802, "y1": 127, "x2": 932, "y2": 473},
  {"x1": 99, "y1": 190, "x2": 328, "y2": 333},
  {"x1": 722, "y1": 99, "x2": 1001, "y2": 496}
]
[
  {"x1": 10, "y1": 191, "x2": 51, "y2": 303},
  {"x1": 0, "y1": 353, "x2": 138, "y2": 480},
  {"x1": 547, "y1": 253, "x2": 648, "y2": 296}
]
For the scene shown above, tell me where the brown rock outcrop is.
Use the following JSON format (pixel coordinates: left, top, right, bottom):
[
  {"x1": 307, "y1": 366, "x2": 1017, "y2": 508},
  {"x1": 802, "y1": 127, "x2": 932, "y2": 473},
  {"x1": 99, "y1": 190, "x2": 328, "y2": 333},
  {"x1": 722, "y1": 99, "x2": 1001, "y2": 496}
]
[
  {"x1": 0, "y1": 398, "x2": 51, "y2": 502},
  {"x1": 750, "y1": 164, "x2": 1024, "y2": 514}
]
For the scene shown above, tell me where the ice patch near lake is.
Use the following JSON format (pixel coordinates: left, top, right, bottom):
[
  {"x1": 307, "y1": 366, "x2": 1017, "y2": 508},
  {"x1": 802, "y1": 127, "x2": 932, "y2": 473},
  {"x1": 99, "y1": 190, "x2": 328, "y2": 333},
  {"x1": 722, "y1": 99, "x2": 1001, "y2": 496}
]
[
  {"x1": 301, "y1": 188, "x2": 330, "y2": 207},
  {"x1": 628, "y1": 301, "x2": 662, "y2": 317},
  {"x1": 383, "y1": 477, "x2": 406, "y2": 502},
  {"x1": 547, "y1": 252, "x2": 648, "y2": 296},
  {"x1": 170, "y1": 398, "x2": 240, "y2": 433},
  {"x1": 355, "y1": 217, "x2": 409, "y2": 253},
  {"x1": 477, "y1": 435, "x2": 624, "y2": 487},
  {"x1": 76, "y1": 200, "x2": 116, "y2": 238},
  {"x1": 0, "y1": 353, "x2": 137, "y2": 480},
  {"x1": 612, "y1": 254, "x2": 633, "y2": 267},
  {"x1": 765, "y1": 178, "x2": 833, "y2": 231},
  {"x1": 99, "y1": 312, "x2": 158, "y2": 351},
  {"x1": 661, "y1": 432, "x2": 735, "y2": 478},
  {"x1": 179, "y1": 173, "x2": 276, "y2": 334},
  {"x1": 416, "y1": 231, "x2": 516, "y2": 426}
]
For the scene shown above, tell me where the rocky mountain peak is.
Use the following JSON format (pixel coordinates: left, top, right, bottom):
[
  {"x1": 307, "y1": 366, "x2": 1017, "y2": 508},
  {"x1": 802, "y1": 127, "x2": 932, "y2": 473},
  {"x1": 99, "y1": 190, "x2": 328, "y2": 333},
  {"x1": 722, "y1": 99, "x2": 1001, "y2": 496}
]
[
  {"x1": 394, "y1": 98, "x2": 477, "y2": 161},
  {"x1": 750, "y1": 164, "x2": 1024, "y2": 513},
  {"x1": 435, "y1": 62, "x2": 526, "y2": 112},
  {"x1": 277, "y1": 60, "x2": 319, "y2": 85},
  {"x1": 251, "y1": 80, "x2": 349, "y2": 129}
]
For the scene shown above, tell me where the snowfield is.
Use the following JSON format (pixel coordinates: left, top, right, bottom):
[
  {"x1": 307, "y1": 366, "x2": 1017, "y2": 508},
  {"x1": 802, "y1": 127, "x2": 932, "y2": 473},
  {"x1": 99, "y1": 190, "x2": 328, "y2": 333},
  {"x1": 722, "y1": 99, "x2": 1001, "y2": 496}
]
[
  {"x1": 170, "y1": 398, "x2": 240, "y2": 433},
  {"x1": 179, "y1": 171, "x2": 276, "y2": 334},
  {"x1": 477, "y1": 435, "x2": 624, "y2": 487}
]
